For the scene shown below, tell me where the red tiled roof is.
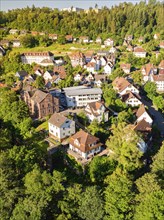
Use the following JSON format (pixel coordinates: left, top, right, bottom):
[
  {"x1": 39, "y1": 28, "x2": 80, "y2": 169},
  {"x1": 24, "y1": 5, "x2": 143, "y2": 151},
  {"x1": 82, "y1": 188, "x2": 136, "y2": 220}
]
[
  {"x1": 69, "y1": 130, "x2": 102, "y2": 153},
  {"x1": 112, "y1": 77, "x2": 130, "y2": 92}
]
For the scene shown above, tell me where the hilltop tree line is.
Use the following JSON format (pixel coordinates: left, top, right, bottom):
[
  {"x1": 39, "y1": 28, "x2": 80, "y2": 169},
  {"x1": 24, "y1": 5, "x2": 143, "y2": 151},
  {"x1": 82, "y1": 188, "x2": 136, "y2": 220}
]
[{"x1": 0, "y1": 1, "x2": 164, "y2": 43}]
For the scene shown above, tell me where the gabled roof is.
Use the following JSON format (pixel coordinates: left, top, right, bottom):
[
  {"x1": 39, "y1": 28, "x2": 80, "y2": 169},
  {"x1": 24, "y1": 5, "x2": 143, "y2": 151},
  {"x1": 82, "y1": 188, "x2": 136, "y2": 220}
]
[
  {"x1": 136, "y1": 104, "x2": 147, "y2": 118},
  {"x1": 134, "y1": 47, "x2": 146, "y2": 53},
  {"x1": 141, "y1": 63, "x2": 154, "y2": 76},
  {"x1": 121, "y1": 91, "x2": 141, "y2": 102},
  {"x1": 86, "y1": 62, "x2": 95, "y2": 67},
  {"x1": 53, "y1": 66, "x2": 66, "y2": 79},
  {"x1": 31, "y1": 90, "x2": 48, "y2": 103},
  {"x1": 69, "y1": 51, "x2": 85, "y2": 59},
  {"x1": 120, "y1": 63, "x2": 131, "y2": 70},
  {"x1": 152, "y1": 74, "x2": 164, "y2": 82},
  {"x1": 87, "y1": 101, "x2": 103, "y2": 111},
  {"x1": 94, "y1": 74, "x2": 107, "y2": 81},
  {"x1": 112, "y1": 77, "x2": 130, "y2": 92},
  {"x1": 133, "y1": 119, "x2": 152, "y2": 132},
  {"x1": 48, "y1": 113, "x2": 70, "y2": 127},
  {"x1": 16, "y1": 70, "x2": 28, "y2": 77},
  {"x1": 69, "y1": 130, "x2": 102, "y2": 153}
]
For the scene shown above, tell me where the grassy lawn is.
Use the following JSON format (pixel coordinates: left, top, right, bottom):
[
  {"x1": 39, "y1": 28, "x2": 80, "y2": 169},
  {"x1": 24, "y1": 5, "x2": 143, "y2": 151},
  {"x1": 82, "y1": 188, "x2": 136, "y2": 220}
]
[
  {"x1": 11, "y1": 42, "x2": 103, "y2": 55},
  {"x1": 36, "y1": 120, "x2": 48, "y2": 132}
]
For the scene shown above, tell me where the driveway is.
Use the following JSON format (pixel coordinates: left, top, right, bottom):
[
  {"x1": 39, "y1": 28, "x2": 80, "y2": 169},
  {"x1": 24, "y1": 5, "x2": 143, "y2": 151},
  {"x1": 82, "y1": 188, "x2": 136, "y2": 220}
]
[{"x1": 141, "y1": 96, "x2": 164, "y2": 134}]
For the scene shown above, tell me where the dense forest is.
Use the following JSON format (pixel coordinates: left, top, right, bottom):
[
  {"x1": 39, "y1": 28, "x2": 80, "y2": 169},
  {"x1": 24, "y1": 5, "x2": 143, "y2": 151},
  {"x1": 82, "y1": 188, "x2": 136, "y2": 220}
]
[
  {"x1": 0, "y1": 1, "x2": 164, "y2": 220},
  {"x1": 0, "y1": 0, "x2": 164, "y2": 42}
]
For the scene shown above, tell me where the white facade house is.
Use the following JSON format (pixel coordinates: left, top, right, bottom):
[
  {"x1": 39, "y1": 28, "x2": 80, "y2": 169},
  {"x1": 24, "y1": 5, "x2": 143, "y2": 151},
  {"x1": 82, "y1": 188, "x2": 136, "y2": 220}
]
[
  {"x1": 133, "y1": 47, "x2": 147, "y2": 58},
  {"x1": 136, "y1": 104, "x2": 153, "y2": 125},
  {"x1": 74, "y1": 73, "x2": 83, "y2": 82},
  {"x1": 12, "y1": 40, "x2": 21, "y2": 47},
  {"x1": 43, "y1": 71, "x2": 53, "y2": 81},
  {"x1": 104, "y1": 38, "x2": 114, "y2": 47},
  {"x1": 151, "y1": 74, "x2": 164, "y2": 92},
  {"x1": 121, "y1": 92, "x2": 142, "y2": 107},
  {"x1": 141, "y1": 63, "x2": 155, "y2": 83},
  {"x1": 48, "y1": 113, "x2": 75, "y2": 141},
  {"x1": 85, "y1": 101, "x2": 109, "y2": 123},
  {"x1": 112, "y1": 77, "x2": 139, "y2": 96},
  {"x1": 69, "y1": 130, "x2": 102, "y2": 159},
  {"x1": 63, "y1": 86, "x2": 102, "y2": 108},
  {"x1": 103, "y1": 62, "x2": 114, "y2": 75},
  {"x1": 21, "y1": 52, "x2": 54, "y2": 65}
]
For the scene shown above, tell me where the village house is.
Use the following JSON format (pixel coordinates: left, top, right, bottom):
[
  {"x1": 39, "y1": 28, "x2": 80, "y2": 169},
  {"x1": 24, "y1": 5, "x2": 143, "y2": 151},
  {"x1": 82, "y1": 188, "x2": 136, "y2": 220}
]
[
  {"x1": 109, "y1": 46, "x2": 117, "y2": 54},
  {"x1": 94, "y1": 75, "x2": 108, "y2": 87},
  {"x1": 74, "y1": 73, "x2": 85, "y2": 82},
  {"x1": 85, "y1": 101, "x2": 109, "y2": 123},
  {"x1": 150, "y1": 73, "x2": 164, "y2": 92},
  {"x1": 103, "y1": 62, "x2": 114, "y2": 75},
  {"x1": 15, "y1": 70, "x2": 28, "y2": 80},
  {"x1": 112, "y1": 77, "x2": 139, "y2": 96},
  {"x1": 12, "y1": 40, "x2": 21, "y2": 47},
  {"x1": 121, "y1": 92, "x2": 142, "y2": 107},
  {"x1": 9, "y1": 29, "x2": 19, "y2": 34},
  {"x1": 84, "y1": 51, "x2": 94, "y2": 63},
  {"x1": 48, "y1": 34, "x2": 58, "y2": 41},
  {"x1": 104, "y1": 38, "x2": 114, "y2": 47},
  {"x1": 48, "y1": 113, "x2": 75, "y2": 141},
  {"x1": 85, "y1": 62, "x2": 98, "y2": 73},
  {"x1": 43, "y1": 70, "x2": 54, "y2": 81},
  {"x1": 95, "y1": 36, "x2": 102, "y2": 44},
  {"x1": 65, "y1": 35, "x2": 73, "y2": 43},
  {"x1": 69, "y1": 130, "x2": 102, "y2": 159},
  {"x1": 53, "y1": 66, "x2": 67, "y2": 79},
  {"x1": 133, "y1": 119, "x2": 152, "y2": 152},
  {"x1": 136, "y1": 104, "x2": 153, "y2": 125},
  {"x1": 63, "y1": 86, "x2": 102, "y2": 108},
  {"x1": 79, "y1": 36, "x2": 89, "y2": 43},
  {"x1": 133, "y1": 47, "x2": 147, "y2": 58},
  {"x1": 120, "y1": 63, "x2": 131, "y2": 74},
  {"x1": 21, "y1": 52, "x2": 54, "y2": 65},
  {"x1": 85, "y1": 73, "x2": 95, "y2": 83},
  {"x1": 0, "y1": 45, "x2": 6, "y2": 56},
  {"x1": 100, "y1": 56, "x2": 107, "y2": 67},
  {"x1": 69, "y1": 52, "x2": 86, "y2": 67},
  {"x1": 23, "y1": 89, "x2": 59, "y2": 119},
  {"x1": 141, "y1": 63, "x2": 156, "y2": 83}
]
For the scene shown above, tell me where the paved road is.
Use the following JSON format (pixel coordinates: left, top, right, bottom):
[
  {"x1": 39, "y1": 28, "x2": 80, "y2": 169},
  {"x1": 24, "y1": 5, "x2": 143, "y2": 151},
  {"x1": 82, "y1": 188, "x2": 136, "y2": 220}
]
[{"x1": 141, "y1": 96, "x2": 164, "y2": 134}]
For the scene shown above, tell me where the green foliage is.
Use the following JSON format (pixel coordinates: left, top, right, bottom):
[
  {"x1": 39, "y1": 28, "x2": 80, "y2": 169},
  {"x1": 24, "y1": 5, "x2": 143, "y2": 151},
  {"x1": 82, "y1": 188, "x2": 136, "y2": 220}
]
[
  {"x1": 102, "y1": 84, "x2": 117, "y2": 107},
  {"x1": 34, "y1": 75, "x2": 45, "y2": 89},
  {"x1": 88, "y1": 156, "x2": 117, "y2": 183},
  {"x1": 134, "y1": 190, "x2": 164, "y2": 220},
  {"x1": 104, "y1": 171, "x2": 134, "y2": 220},
  {"x1": 20, "y1": 34, "x2": 38, "y2": 48},
  {"x1": 131, "y1": 71, "x2": 143, "y2": 85},
  {"x1": 77, "y1": 186, "x2": 104, "y2": 220},
  {"x1": 153, "y1": 95, "x2": 164, "y2": 112},
  {"x1": 106, "y1": 123, "x2": 143, "y2": 172},
  {"x1": 144, "y1": 81, "x2": 157, "y2": 99},
  {"x1": 151, "y1": 142, "x2": 164, "y2": 180}
]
